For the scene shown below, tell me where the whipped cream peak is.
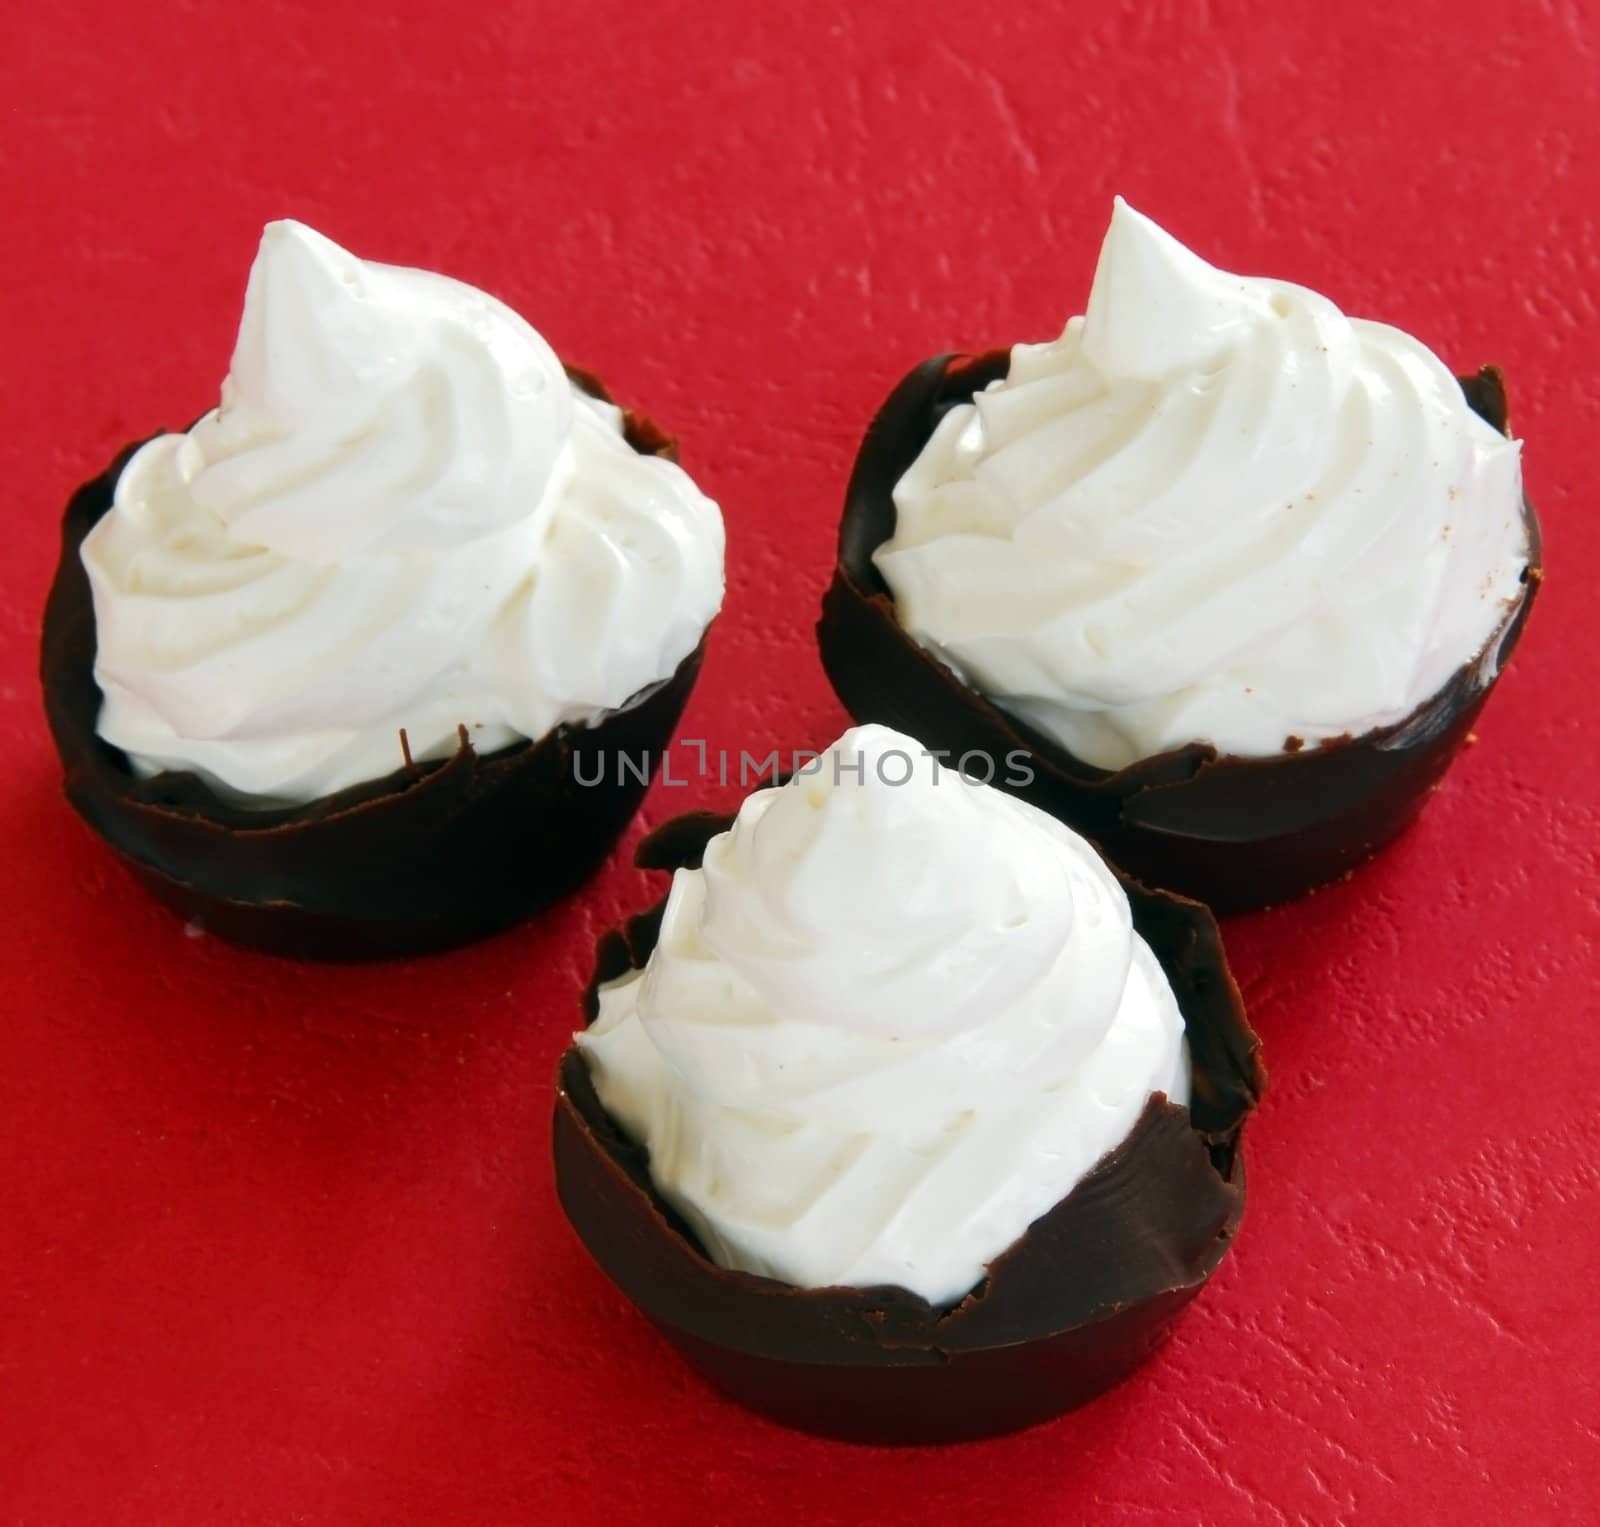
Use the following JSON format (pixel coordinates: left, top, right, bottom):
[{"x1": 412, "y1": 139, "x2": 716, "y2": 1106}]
[
  {"x1": 83, "y1": 220, "x2": 723, "y2": 804},
  {"x1": 694, "y1": 724, "x2": 1079, "y2": 1043},
  {"x1": 577, "y1": 724, "x2": 1189, "y2": 1302},
  {"x1": 187, "y1": 219, "x2": 572, "y2": 563},
  {"x1": 1082, "y1": 198, "x2": 1270, "y2": 379},
  {"x1": 875, "y1": 201, "x2": 1529, "y2": 771}
]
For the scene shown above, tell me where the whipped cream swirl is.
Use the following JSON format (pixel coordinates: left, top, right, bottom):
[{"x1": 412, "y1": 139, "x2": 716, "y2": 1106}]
[
  {"x1": 577, "y1": 724, "x2": 1189, "y2": 1305},
  {"x1": 83, "y1": 221, "x2": 724, "y2": 805},
  {"x1": 874, "y1": 199, "x2": 1530, "y2": 771}
]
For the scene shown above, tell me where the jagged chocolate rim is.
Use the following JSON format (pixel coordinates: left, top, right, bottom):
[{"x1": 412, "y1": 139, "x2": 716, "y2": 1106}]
[
  {"x1": 554, "y1": 811, "x2": 1264, "y2": 1365},
  {"x1": 822, "y1": 350, "x2": 1543, "y2": 837}
]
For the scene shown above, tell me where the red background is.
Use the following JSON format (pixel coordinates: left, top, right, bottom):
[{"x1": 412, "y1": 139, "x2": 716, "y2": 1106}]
[{"x1": 4, "y1": 3, "x2": 1598, "y2": 1521}]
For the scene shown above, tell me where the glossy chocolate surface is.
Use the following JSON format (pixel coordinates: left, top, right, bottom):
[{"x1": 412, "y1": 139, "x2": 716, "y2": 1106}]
[{"x1": 554, "y1": 812, "x2": 1264, "y2": 1444}]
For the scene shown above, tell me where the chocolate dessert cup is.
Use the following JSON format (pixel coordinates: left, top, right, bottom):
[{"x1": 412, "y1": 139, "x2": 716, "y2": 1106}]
[
  {"x1": 818, "y1": 352, "x2": 1543, "y2": 914},
  {"x1": 554, "y1": 810, "x2": 1264, "y2": 1446},
  {"x1": 41, "y1": 368, "x2": 712, "y2": 961}
]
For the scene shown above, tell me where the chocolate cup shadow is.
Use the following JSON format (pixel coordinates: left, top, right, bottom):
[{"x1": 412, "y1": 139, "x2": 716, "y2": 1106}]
[
  {"x1": 553, "y1": 811, "x2": 1265, "y2": 1445},
  {"x1": 818, "y1": 353, "x2": 1544, "y2": 914},
  {"x1": 40, "y1": 368, "x2": 711, "y2": 961}
]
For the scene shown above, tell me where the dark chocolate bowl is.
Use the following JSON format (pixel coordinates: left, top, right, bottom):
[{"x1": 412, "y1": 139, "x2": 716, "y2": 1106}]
[
  {"x1": 39, "y1": 368, "x2": 712, "y2": 961},
  {"x1": 818, "y1": 353, "x2": 1544, "y2": 914},
  {"x1": 553, "y1": 811, "x2": 1265, "y2": 1446}
]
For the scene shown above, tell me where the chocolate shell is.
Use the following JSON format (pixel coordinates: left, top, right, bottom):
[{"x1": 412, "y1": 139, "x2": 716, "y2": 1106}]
[
  {"x1": 818, "y1": 352, "x2": 1543, "y2": 913},
  {"x1": 40, "y1": 368, "x2": 712, "y2": 961},
  {"x1": 553, "y1": 811, "x2": 1264, "y2": 1445}
]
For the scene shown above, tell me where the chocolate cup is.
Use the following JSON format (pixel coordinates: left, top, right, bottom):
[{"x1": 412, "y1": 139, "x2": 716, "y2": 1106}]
[
  {"x1": 819, "y1": 352, "x2": 1544, "y2": 913},
  {"x1": 553, "y1": 811, "x2": 1264, "y2": 1445},
  {"x1": 39, "y1": 368, "x2": 713, "y2": 961}
]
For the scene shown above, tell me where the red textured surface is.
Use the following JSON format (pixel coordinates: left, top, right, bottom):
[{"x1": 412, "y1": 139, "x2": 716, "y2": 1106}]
[{"x1": 3, "y1": 3, "x2": 1597, "y2": 1521}]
